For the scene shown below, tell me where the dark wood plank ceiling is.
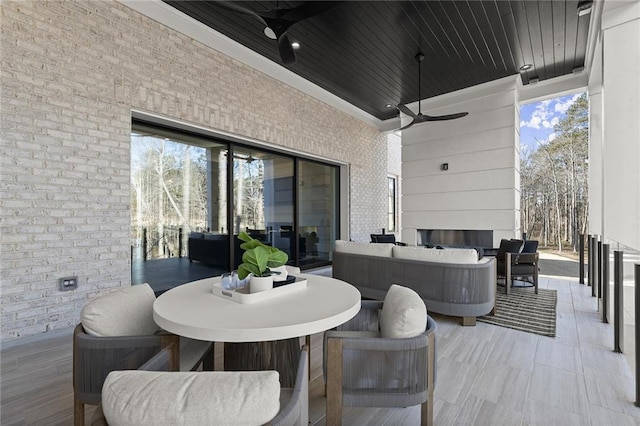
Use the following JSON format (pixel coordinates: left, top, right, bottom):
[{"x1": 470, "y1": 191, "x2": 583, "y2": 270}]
[{"x1": 163, "y1": 1, "x2": 592, "y2": 121}]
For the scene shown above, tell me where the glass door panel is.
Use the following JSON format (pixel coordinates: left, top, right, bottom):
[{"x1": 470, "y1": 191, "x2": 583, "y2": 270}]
[
  {"x1": 131, "y1": 124, "x2": 229, "y2": 280},
  {"x1": 298, "y1": 160, "x2": 339, "y2": 267},
  {"x1": 232, "y1": 148, "x2": 294, "y2": 268}
]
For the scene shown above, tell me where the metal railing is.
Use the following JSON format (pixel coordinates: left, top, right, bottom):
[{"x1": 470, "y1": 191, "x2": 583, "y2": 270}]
[{"x1": 583, "y1": 234, "x2": 640, "y2": 405}]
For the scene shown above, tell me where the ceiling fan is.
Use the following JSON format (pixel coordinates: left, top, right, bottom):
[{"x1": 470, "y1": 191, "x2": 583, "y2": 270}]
[
  {"x1": 396, "y1": 52, "x2": 468, "y2": 131},
  {"x1": 211, "y1": 1, "x2": 342, "y2": 65}
]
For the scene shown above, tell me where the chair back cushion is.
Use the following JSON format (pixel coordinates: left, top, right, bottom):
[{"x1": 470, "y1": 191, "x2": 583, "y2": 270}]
[
  {"x1": 102, "y1": 370, "x2": 281, "y2": 425},
  {"x1": 370, "y1": 234, "x2": 396, "y2": 244},
  {"x1": 81, "y1": 284, "x2": 158, "y2": 336},
  {"x1": 522, "y1": 240, "x2": 539, "y2": 253},
  {"x1": 380, "y1": 284, "x2": 427, "y2": 339},
  {"x1": 496, "y1": 239, "x2": 524, "y2": 260}
]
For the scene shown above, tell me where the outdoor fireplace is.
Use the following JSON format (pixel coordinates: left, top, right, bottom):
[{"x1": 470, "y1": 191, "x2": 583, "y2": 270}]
[{"x1": 417, "y1": 229, "x2": 493, "y2": 249}]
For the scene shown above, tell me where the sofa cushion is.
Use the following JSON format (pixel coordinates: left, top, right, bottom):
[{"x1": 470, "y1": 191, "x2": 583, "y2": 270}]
[
  {"x1": 102, "y1": 370, "x2": 281, "y2": 425},
  {"x1": 380, "y1": 284, "x2": 427, "y2": 339},
  {"x1": 81, "y1": 284, "x2": 158, "y2": 337},
  {"x1": 392, "y1": 245, "x2": 478, "y2": 264},
  {"x1": 335, "y1": 240, "x2": 393, "y2": 257}
]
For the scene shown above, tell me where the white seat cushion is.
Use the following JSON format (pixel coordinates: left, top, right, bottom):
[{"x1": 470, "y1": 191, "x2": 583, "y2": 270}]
[
  {"x1": 80, "y1": 284, "x2": 158, "y2": 336},
  {"x1": 334, "y1": 240, "x2": 393, "y2": 257},
  {"x1": 102, "y1": 370, "x2": 281, "y2": 425},
  {"x1": 380, "y1": 284, "x2": 427, "y2": 339}
]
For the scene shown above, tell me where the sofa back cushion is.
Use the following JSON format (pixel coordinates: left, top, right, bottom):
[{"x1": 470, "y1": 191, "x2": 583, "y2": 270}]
[
  {"x1": 392, "y1": 245, "x2": 478, "y2": 264},
  {"x1": 81, "y1": 283, "x2": 159, "y2": 336},
  {"x1": 335, "y1": 240, "x2": 393, "y2": 257},
  {"x1": 380, "y1": 284, "x2": 427, "y2": 339},
  {"x1": 102, "y1": 370, "x2": 281, "y2": 425}
]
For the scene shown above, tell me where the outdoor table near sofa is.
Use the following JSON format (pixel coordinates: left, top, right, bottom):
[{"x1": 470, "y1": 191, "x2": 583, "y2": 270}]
[{"x1": 153, "y1": 273, "x2": 361, "y2": 386}]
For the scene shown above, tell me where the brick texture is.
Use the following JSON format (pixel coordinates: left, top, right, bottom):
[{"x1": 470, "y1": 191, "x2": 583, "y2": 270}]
[{"x1": 0, "y1": 1, "x2": 388, "y2": 343}]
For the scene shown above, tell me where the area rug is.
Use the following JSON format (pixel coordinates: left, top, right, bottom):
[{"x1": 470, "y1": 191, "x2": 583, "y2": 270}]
[{"x1": 477, "y1": 287, "x2": 557, "y2": 337}]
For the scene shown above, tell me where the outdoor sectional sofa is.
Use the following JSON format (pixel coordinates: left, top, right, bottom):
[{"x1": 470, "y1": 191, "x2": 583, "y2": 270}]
[{"x1": 332, "y1": 240, "x2": 496, "y2": 325}]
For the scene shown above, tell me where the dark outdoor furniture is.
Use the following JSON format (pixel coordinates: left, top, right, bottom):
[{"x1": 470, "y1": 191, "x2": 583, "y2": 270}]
[
  {"x1": 496, "y1": 239, "x2": 539, "y2": 294},
  {"x1": 324, "y1": 300, "x2": 437, "y2": 426},
  {"x1": 370, "y1": 233, "x2": 407, "y2": 246}
]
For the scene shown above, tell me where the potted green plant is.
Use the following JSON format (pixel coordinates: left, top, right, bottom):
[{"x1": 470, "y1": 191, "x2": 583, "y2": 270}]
[{"x1": 237, "y1": 231, "x2": 289, "y2": 292}]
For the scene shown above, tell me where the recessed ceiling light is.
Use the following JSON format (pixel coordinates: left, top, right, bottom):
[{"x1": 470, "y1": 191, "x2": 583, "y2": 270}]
[
  {"x1": 291, "y1": 41, "x2": 301, "y2": 50},
  {"x1": 384, "y1": 103, "x2": 394, "y2": 109},
  {"x1": 519, "y1": 64, "x2": 533, "y2": 71},
  {"x1": 577, "y1": 0, "x2": 593, "y2": 16}
]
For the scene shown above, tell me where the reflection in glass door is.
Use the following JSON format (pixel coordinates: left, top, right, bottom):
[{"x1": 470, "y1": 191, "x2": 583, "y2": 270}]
[
  {"x1": 298, "y1": 160, "x2": 339, "y2": 267},
  {"x1": 232, "y1": 148, "x2": 295, "y2": 268}
]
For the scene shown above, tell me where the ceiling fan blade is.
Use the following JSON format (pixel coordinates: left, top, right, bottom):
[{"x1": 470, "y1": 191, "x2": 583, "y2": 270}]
[
  {"x1": 210, "y1": 1, "x2": 267, "y2": 26},
  {"x1": 396, "y1": 104, "x2": 418, "y2": 119},
  {"x1": 423, "y1": 112, "x2": 469, "y2": 121},
  {"x1": 278, "y1": 33, "x2": 297, "y2": 65},
  {"x1": 278, "y1": 1, "x2": 343, "y2": 22},
  {"x1": 398, "y1": 119, "x2": 417, "y2": 131}
]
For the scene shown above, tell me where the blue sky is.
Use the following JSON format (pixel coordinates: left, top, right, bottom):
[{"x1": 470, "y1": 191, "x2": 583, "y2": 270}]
[{"x1": 520, "y1": 92, "x2": 584, "y2": 153}]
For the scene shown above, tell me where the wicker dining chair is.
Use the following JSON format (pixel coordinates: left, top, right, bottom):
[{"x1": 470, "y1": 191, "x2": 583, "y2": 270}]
[
  {"x1": 90, "y1": 345, "x2": 309, "y2": 426},
  {"x1": 324, "y1": 285, "x2": 437, "y2": 426},
  {"x1": 73, "y1": 283, "x2": 213, "y2": 426}
]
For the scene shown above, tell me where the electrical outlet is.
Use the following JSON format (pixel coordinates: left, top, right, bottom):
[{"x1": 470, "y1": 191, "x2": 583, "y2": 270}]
[{"x1": 59, "y1": 276, "x2": 78, "y2": 291}]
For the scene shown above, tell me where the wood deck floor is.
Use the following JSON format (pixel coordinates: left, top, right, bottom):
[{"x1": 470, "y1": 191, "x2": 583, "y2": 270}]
[{"x1": 2, "y1": 272, "x2": 639, "y2": 425}]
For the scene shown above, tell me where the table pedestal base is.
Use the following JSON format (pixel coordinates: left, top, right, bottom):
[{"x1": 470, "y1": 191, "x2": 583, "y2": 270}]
[{"x1": 224, "y1": 338, "x2": 301, "y2": 387}]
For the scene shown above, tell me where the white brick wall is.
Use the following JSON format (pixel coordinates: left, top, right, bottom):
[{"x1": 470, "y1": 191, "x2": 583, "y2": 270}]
[{"x1": 0, "y1": 0, "x2": 387, "y2": 343}]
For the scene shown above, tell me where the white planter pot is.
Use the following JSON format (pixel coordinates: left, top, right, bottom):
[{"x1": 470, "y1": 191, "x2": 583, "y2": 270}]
[{"x1": 250, "y1": 275, "x2": 273, "y2": 293}]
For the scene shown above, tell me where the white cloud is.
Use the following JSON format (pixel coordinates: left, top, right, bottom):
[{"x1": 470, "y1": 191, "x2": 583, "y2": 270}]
[
  {"x1": 521, "y1": 102, "x2": 554, "y2": 129},
  {"x1": 554, "y1": 93, "x2": 581, "y2": 114},
  {"x1": 541, "y1": 116, "x2": 560, "y2": 128}
]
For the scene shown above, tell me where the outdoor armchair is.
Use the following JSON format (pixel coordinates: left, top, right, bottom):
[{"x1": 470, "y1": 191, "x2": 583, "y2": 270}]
[
  {"x1": 324, "y1": 286, "x2": 437, "y2": 426},
  {"x1": 91, "y1": 345, "x2": 310, "y2": 426},
  {"x1": 496, "y1": 239, "x2": 540, "y2": 294},
  {"x1": 73, "y1": 283, "x2": 213, "y2": 426}
]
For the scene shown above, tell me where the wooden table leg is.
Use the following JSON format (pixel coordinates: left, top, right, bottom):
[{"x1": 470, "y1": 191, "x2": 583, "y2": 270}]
[{"x1": 224, "y1": 339, "x2": 301, "y2": 387}]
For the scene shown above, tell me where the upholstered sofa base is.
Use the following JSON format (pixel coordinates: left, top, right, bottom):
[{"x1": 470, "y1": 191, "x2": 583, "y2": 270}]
[{"x1": 332, "y1": 251, "x2": 496, "y2": 325}]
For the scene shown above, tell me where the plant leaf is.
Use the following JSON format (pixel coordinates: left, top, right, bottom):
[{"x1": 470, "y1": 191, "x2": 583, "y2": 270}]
[
  {"x1": 237, "y1": 264, "x2": 254, "y2": 280},
  {"x1": 242, "y1": 245, "x2": 269, "y2": 276},
  {"x1": 266, "y1": 249, "x2": 288, "y2": 268}
]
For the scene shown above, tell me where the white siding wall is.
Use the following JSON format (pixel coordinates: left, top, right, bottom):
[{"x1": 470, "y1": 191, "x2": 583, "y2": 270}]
[
  {"x1": 401, "y1": 77, "x2": 520, "y2": 247},
  {"x1": 600, "y1": 3, "x2": 640, "y2": 250}
]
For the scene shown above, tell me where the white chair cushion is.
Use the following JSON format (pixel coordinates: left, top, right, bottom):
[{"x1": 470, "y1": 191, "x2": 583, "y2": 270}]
[
  {"x1": 334, "y1": 240, "x2": 393, "y2": 257},
  {"x1": 380, "y1": 284, "x2": 427, "y2": 339},
  {"x1": 392, "y1": 245, "x2": 478, "y2": 264},
  {"x1": 102, "y1": 370, "x2": 281, "y2": 426},
  {"x1": 80, "y1": 284, "x2": 158, "y2": 336}
]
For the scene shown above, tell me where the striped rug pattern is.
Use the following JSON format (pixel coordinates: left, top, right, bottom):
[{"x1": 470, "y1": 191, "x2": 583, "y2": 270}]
[{"x1": 477, "y1": 287, "x2": 557, "y2": 337}]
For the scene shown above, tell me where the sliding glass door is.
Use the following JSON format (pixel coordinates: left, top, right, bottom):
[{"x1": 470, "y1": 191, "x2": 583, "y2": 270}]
[
  {"x1": 232, "y1": 148, "x2": 295, "y2": 268},
  {"x1": 131, "y1": 121, "x2": 339, "y2": 278},
  {"x1": 298, "y1": 160, "x2": 339, "y2": 267}
]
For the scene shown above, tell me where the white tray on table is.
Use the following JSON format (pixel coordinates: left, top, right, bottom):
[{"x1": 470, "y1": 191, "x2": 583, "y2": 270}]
[{"x1": 211, "y1": 277, "x2": 307, "y2": 304}]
